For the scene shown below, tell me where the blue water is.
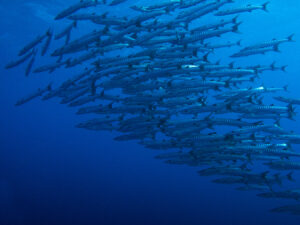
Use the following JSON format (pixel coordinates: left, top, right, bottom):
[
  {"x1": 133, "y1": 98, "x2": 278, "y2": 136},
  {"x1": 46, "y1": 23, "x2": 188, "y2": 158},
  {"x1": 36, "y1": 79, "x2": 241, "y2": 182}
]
[{"x1": 1, "y1": 0, "x2": 300, "y2": 224}]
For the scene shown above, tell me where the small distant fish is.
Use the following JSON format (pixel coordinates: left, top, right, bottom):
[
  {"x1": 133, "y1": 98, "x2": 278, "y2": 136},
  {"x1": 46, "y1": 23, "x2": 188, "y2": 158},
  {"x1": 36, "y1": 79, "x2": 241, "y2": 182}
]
[
  {"x1": 5, "y1": 49, "x2": 35, "y2": 69},
  {"x1": 264, "y1": 161, "x2": 300, "y2": 170},
  {"x1": 241, "y1": 34, "x2": 295, "y2": 51},
  {"x1": 33, "y1": 59, "x2": 69, "y2": 73},
  {"x1": 273, "y1": 96, "x2": 300, "y2": 105},
  {"x1": 231, "y1": 45, "x2": 280, "y2": 58},
  {"x1": 18, "y1": 31, "x2": 47, "y2": 56},
  {"x1": 55, "y1": 0, "x2": 101, "y2": 20},
  {"x1": 215, "y1": 2, "x2": 270, "y2": 16},
  {"x1": 15, "y1": 84, "x2": 52, "y2": 106},
  {"x1": 271, "y1": 204, "x2": 300, "y2": 215},
  {"x1": 257, "y1": 189, "x2": 300, "y2": 201}
]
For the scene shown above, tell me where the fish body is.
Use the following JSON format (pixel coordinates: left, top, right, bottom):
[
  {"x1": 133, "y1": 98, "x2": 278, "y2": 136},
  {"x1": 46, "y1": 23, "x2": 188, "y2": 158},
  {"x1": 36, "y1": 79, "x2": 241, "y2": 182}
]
[
  {"x1": 25, "y1": 51, "x2": 36, "y2": 76},
  {"x1": 215, "y1": 2, "x2": 269, "y2": 16},
  {"x1": 5, "y1": 49, "x2": 35, "y2": 69},
  {"x1": 18, "y1": 33, "x2": 47, "y2": 56},
  {"x1": 41, "y1": 28, "x2": 53, "y2": 56},
  {"x1": 15, "y1": 84, "x2": 51, "y2": 106},
  {"x1": 55, "y1": 0, "x2": 100, "y2": 20},
  {"x1": 242, "y1": 34, "x2": 294, "y2": 51},
  {"x1": 274, "y1": 96, "x2": 300, "y2": 105},
  {"x1": 109, "y1": 0, "x2": 127, "y2": 6},
  {"x1": 271, "y1": 204, "x2": 300, "y2": 215},
  {"x1": 231, "y1": 45, "x2": 279, "y2": 58},
  {"x1": 55, "y1": 21, "x2": 77, "y2": 40},
  {"x1": 257, "y1": 190, "x2": 300, "y2": 200},
  {"x1": 265, "y1": 161, "x2": 300, "y2": 170}
]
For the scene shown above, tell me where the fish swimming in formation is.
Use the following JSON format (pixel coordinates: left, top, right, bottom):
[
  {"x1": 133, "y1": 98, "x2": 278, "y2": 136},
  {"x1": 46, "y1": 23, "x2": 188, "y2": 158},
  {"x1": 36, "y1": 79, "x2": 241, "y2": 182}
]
[
  {"x1": 271, "y1": 204, "x2": 300, "y2": 215},
  {"x1": 257, "y1": 189, "x2": 300, "y2": 201},
  {"x1": 5, "y1": 0, "x2": 300, "y2": 217}
]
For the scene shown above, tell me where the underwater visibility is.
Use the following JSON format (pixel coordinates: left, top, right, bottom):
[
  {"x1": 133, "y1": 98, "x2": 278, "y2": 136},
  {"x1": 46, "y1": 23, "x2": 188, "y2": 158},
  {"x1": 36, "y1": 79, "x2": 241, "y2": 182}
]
[{"x1": 2, "y1": 0, "x2": 300, "y2": 224}]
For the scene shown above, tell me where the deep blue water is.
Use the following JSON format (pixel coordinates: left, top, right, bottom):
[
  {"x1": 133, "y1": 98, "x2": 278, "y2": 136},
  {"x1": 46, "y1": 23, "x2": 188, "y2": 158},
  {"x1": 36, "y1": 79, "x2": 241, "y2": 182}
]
[{"x1": 1, "y1": 0, "x2": 300, "y2": 225}]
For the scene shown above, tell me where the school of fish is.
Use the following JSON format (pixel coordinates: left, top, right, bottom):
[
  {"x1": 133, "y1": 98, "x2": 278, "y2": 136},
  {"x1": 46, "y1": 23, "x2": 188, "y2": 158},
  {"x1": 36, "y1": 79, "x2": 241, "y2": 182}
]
[{"x1": 5, "y1": 0, "x2": 300, "y2": 216}]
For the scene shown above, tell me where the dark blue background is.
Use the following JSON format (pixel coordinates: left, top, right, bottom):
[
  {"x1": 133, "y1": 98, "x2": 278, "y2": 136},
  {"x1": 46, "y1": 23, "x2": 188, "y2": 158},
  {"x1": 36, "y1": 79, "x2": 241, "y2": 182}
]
[{"x1": 1, "y1": 0, "x2": 300, "y2": 224}]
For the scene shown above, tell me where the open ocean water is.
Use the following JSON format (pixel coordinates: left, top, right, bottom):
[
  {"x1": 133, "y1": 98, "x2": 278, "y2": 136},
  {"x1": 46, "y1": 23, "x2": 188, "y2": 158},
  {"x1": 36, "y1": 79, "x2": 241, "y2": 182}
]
[{"x1": 1, "y1": 0, "x2": 300, "y2": 225}]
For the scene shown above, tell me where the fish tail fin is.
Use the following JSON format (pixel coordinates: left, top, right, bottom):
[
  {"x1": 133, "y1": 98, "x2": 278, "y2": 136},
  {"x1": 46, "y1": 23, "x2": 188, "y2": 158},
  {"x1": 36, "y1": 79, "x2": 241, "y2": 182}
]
[
  {"x1": 250, "y1": 76, "x2": 256, "y2": 82},
  {"x1": 232, "y1": 15, "x2": 239, "y2": 24},
  {"x1": 275, "y1": 119, "x2": 281, "y2": 127},
  {"x1": 288, "y1": 103, "x2": 296, "y2": 115},
  {"x1": 288, "y1": 111, "x2": 296, "y2": 121},
  {"x1": 262, "y1": 1, "x2": 270, "y2": 12},
  {"x1": 287, "y1": 33, "x2": 295, "y2": 42},
  {"x1": 101, "y1": 12, "x2": 108, "y2": 19},
  {"x1": 202, "y1": 52, "x2": 210, "y2": 62},
  {"x1": 261, "y1": 171, "x2": 269, "y2": 179},
  {"x1": 228, "y1": 61, "x2": 234, "y2": 69},
  {"x1": 274, "y1": 44, "x2": 280, "y2": 52},
  {"x1": 270, "y1": 61, "x2": 276, "y2": 70},
  {"x1": 281, "y1": 65, "x2": 287, "y2": 72},
  {"x1": 232, "y1": 22, "x2": 242, "y2": 33},
  {"x1": 288, "y1": 103, "x2": 296, "y2": 117}
]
